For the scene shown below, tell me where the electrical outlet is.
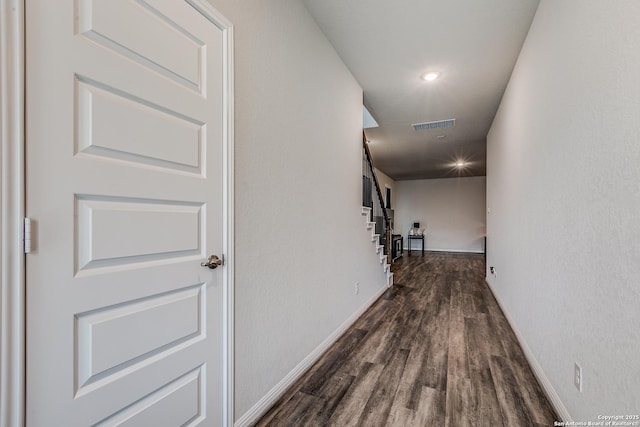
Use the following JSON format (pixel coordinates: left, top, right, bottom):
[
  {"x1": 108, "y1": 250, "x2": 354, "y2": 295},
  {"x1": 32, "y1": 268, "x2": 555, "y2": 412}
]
[
  {"x1": 355, "y1": 282, "x2": 359, "y2": 295},
  {"x1": 574, "y1": 362, "x2": 583, "y2": 392}
]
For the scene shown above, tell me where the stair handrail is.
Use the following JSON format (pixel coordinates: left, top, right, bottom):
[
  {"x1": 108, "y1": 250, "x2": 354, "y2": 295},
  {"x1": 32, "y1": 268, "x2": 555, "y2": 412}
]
[{"x1": 362, "y1": 132, "x2": 392, "y2": 261}]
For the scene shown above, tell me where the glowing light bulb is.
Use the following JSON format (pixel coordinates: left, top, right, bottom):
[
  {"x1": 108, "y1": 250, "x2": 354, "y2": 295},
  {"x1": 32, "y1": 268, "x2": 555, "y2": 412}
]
[{"x1": 421, "y1": 72, "x2": 440, "y2": 81}]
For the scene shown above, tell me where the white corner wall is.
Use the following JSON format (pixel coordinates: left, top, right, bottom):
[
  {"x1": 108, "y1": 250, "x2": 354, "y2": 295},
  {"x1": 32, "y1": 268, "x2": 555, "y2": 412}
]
[
  {"x1": 395, "y1": 177, "x2": 486, "y2": 253},
  {"x1": 487, "y1": 0, "x2": 640, "y2": 421},
  {"x1": 205, "y1": 0, "x2": 389, "y2": 423}
]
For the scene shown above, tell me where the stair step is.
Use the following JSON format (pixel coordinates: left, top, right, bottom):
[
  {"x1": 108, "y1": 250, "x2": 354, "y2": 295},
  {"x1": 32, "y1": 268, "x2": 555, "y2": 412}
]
[{"x1": 360, "y1": 207, "x2": 393, "y2": 289}]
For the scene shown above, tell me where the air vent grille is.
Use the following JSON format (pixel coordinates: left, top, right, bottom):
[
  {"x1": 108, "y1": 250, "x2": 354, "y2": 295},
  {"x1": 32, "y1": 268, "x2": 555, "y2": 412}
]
[{"x1": 412, "y1": 119, "x2": 456, "y2": 131}]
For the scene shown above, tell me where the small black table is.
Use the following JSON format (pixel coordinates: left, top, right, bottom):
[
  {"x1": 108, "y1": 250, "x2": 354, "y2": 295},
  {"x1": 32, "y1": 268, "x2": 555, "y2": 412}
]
[{"x1": 407, "y1": 234, "x2": 424, "y2": 256}]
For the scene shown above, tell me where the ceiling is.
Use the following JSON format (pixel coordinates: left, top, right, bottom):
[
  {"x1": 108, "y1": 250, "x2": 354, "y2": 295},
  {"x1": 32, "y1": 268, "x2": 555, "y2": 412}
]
[{"x1": 303, "y1": 0, "x2": 540, "y2": 180}]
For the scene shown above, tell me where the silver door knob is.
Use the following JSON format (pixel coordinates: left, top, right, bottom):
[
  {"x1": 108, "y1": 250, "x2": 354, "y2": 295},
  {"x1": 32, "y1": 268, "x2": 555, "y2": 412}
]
[{"x1": 201, "y1": 255, "x2": 224, "y2": 269}]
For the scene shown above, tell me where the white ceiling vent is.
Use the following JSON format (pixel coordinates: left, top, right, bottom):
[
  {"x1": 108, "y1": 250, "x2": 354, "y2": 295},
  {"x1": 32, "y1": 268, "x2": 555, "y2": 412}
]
[{"x1": 412, "y1": 118, "x2": 456, "y2": 131}]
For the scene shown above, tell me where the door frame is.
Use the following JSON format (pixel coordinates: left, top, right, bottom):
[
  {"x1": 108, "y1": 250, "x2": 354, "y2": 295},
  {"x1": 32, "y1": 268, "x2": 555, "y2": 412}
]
[
  {"x1": 1, "y1": 0, "x2": 26, "y2": 426},
  {"x1": 0, "y1": 1, "x2": 235, "y2": 425}
]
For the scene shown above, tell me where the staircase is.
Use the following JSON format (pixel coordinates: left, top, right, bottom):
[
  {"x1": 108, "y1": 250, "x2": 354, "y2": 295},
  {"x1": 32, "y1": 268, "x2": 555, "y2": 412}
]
[
  {"x1": 361, "y1": 131, "x2": 394, "y2": 287},
  {"x1": 361, "y1": 206, "x2": 394, "y2": 286}
]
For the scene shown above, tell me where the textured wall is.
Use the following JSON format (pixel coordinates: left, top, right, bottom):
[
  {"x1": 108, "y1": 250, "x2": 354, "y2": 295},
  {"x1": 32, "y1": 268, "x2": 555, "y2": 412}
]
[
  {"x1": 487, "y1": 0, "x2": 640, "y2": 420},
  {"x1": 395, "y1": 177, "x2": 486, "y2": 253},
  {"x1": 206, "y1": 0, "x2": 389, "y2": 420}
]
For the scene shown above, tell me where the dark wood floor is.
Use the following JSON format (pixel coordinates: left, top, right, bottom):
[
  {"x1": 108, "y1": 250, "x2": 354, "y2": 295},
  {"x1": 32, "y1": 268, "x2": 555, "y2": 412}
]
[{"x1": 255, "y1": 252, "x2": 558, "y2": 426}]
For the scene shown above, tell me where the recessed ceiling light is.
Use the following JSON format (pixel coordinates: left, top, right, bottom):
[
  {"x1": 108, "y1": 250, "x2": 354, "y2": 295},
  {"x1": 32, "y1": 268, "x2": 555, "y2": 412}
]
[
  {"x1": 455, "y1": 161, "x2": 466, "y2": 167},
  {"x1": 421, "y1": 72, "x2": 440, "y2": 81}
]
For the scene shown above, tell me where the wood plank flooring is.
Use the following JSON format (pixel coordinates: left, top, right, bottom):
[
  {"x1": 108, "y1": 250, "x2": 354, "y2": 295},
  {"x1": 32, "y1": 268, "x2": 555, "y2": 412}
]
[{"x1": 255, "y1": 252, "x2": 558, "y2": 426}]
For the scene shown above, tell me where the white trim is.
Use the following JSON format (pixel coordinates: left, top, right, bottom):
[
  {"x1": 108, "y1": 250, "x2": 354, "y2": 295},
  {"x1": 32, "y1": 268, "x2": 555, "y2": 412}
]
[
  {"x1": 186, "y1": 2, "x2": 235, "y2": 426},
  {"x1": 0, "y1": 0, "x2": 25, "y2": 426},
  {"x1": 485, "y1": 280, "x2": 572, "y2": 422},
  {"x1": 234, "y1": 285, "x2": 389, "y2": 427},
  {"x1": 402, "y1": 247, "x2": 484, "y2": 254},
  {"x1": 222, "y1": 20, "x2": 235, "y2": 427}
]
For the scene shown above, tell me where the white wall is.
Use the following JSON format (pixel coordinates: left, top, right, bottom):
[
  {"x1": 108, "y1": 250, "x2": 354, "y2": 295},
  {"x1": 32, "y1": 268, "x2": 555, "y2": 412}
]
[
  {"x1": 487, "y1": 0, "x2": 640, "y2": 421},
  {"x1": 206, "y1": 0, "x2": 389, "y2": 422},
  {"x1": 395, "y1": 177, "x2": 486, "y2": 253}
]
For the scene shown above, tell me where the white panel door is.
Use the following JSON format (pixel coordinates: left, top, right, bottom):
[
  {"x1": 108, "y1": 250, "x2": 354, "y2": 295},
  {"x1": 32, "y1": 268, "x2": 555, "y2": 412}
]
[{"x1": 25, "y1": 1, "x2": 232, "y2": 425}]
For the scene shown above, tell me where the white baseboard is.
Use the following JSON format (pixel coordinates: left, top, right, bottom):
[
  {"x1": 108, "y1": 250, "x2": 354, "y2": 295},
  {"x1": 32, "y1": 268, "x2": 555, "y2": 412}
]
[
  {"x1": 234, "y1": 285, "x2": 389, "y2": 427},
  {"x1": 485, "y1": 280, "x2": 572, "y2": 422},
  {"x1": 402, "y1": 247, "x2": 484, "y2": 254}
]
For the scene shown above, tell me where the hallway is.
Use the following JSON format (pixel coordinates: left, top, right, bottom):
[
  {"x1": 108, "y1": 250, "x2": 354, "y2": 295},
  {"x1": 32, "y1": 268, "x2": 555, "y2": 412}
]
[{"x1": 256, "y1": 252, "x2": 557, "y2": 426}]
